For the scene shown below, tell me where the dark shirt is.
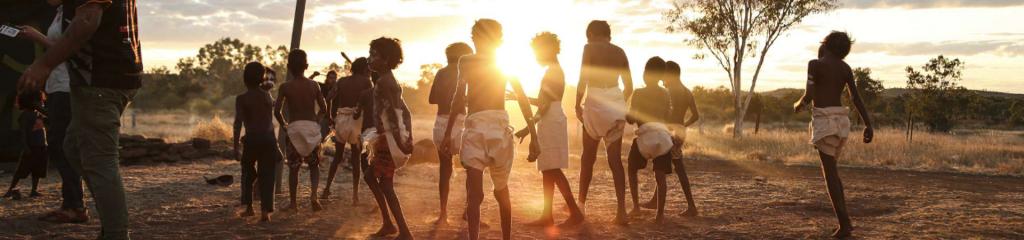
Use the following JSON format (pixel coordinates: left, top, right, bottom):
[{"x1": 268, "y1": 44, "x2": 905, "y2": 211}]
[
  {"x1": 628, "y1": 86, "x2": 671, "y2": 126},
  {"x1": 666, "y1": 84, "x2": 695, "y2": 124},
  {"x1": 809, "y1": 57, "x2": 853, "y2": 108},
  {"x1": 454, "y1": 54, "x2": 506, "y2": 114},
  {"x1": 429, "y1": 65, "x2": 464, "y2": 115},
  {"x1": 64, "y1": 0, "x2": 143, "y2": 89},
  {"x1": 333, "y1": 74, "x2": 372, "y2": 112},
  {"x1": 234, "y1": 89, "x2": 276, "y2": 139}
]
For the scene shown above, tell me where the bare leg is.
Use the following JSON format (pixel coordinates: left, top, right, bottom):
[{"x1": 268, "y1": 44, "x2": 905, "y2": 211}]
[
  {"x1": 551, "y1": 170, "x2": 584, "y2": 227},
  {"x1": 577, "y1": 127, "x2": 599, "y2": 213},
  {"x1": 527, "y1": 171, "x2": 556, "y2": 226},
  {"x1": 606, "y1": 137, "x2": 629, "y2": 225},
  {"x1": 309, "y1": 153, "x2": 322, "y2": 211},
  {"x1": 466, "y1": 168, "x2": 485, "y2": 240},
  {"x1": 495, "y1": 186, "x2": 512, "y2": 240},
  {"x1": 350, "y1": 144, "x2": 362, "y2": 205},
  {"x1": 628, "y1": 165, "x2": 641, "y2": 214},
  {"x1": 672, "y1": 157, "x2": 698, "y2": 216},
  {"x1": 654, "y1": 171, "x2": 667, "y2": 224},
  {"x1": 29, "y1": 177, "x2": 41, "y2": 197},
  {"x1": 365, "y1": 168, "x2": 396, "y2": 236},
  {"x1": 437, "y1": 150, "x2": 453, "y2": 225},
  {"x1": 287, "y1": 162, "x2": 300, "y2": 211},
  {"x1": 819, "y1": 151, "x2": 852, "y2": 238},
  {"x1": 322, "y1": 144, "x2": 344, "y2": 199},
  {"x1": 381, "y1": 177, "x2": 413, "y2": 239},
  {"x1": 642, "y1": 189, "x2": 658, "y2": 209}
]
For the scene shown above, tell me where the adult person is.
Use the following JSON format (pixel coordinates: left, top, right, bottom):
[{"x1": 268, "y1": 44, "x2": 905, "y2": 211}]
[{"x1": 17, "y1": 0, "x2": 143, "y2": 238}]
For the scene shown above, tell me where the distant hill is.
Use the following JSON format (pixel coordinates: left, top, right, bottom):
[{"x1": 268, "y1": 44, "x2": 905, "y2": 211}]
[{"x1": 756, "y1": 88, "x2": 1024, "y2": 100}]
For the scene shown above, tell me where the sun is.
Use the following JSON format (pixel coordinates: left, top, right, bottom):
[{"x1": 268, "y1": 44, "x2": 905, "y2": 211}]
[{"x1": 496, "y1": 40, "x2": 546, "y2": 96}]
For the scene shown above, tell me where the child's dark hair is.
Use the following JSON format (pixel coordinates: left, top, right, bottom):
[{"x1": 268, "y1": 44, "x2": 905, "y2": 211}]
[
  {"x1": 472, "y1": 19, "x2": 503, "y2": 44},
  {"x1": 644, "y1": 56, "x2": 666, "y2": 85},
  {"x1": 586, "y1": 20, "x2": 611, "y2": 41},
  {"x1": 665, "y1": 61, "x2": 681, "y2": 77},
  {"x1": 822, "y1": 31, "x2": 853, "y2": 59},
  {"x1": 531, "y1": 32, "x2": 561, "y2": 56},
  {"x1": 445, "y1": 42, "x2": 473, "y2": 64},
  {"x1": 287, "y1": 49, "x2": 308, "y2": 75},
  {"x1": 370, "y1": 37, "x2": 404, "y2": 70},
  {"x1": 351, "y1": 57, "x2": 369, "y2": 75},
  {"x1": 243, "y1": 62, "x2": 266, "y2": 88}
]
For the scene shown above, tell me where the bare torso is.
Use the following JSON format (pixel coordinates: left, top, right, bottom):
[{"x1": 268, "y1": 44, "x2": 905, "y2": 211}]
[
  {"x1": 459, "y1": 54, "x2": 507, "y2": 114},
  {"x1": 279, "y1": 77, "x2": 324, "y2": 122},
  {"x1": 581, "y1": 42, "x2": 629, "y2": 88},
  {"x1": 809, "y1": 57, "x2": 853, "y2": 108}
]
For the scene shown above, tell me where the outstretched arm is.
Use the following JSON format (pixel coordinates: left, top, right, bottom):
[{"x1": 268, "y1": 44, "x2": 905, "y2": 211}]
[
  {"x1": 16, "y1": 26, "x2": 55, "y2": 48},
  {"x1": 846, "y1": 67, "x2": 874, "y2": 143},
  {"x1": 18, "y1": 3, "x2": 104, "y2": 91},
  {"x1": 510, "y1": 77, "x2": 540, "y2": 161}
]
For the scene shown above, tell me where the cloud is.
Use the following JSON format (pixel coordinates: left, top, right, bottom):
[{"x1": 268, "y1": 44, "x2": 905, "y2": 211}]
[
  {"x1": 855, "y1": 40, "x2": 1024, "y2": 57},
  {"x1": 842, "y1": 0, "x2": 1024, "y2": 9}
]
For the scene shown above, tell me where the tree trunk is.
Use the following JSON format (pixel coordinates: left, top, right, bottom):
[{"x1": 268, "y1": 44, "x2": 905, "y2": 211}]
[
  {"x1": 732, "y1": 62, "x2": 744, "y2": 138},
  {"x1": 754, "y1": 111, "x2": 761, "y2": 134}
]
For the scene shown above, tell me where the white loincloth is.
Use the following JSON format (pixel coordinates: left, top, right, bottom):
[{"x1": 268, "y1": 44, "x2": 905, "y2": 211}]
[
  {"x1": 286, "y1": 120, "x2": 322, "y2": 157},
  {"x1": 582, "y1": 86, "x2": 626, "y2": 142},
  {"x1": 433, "y1": 114, "x2": 465, "y2": 154},
  {"x1": 809, "y1": 106, "x2": 851, "y2": 158},
  {"x1": 381, "y1": 108, "x2": 412, "y2": 168},
  {"x1": 635, "y1": 122, "x2": 673, "y2": 160},
  {"x1": 460, "y1": 110, "x2": 515, "y2": 191},
  {"x1": 334, "y1": 107, "x2": 363, "y2": 145},
  {"x1": 537, "y1": 102, "x2": 569, "y2": 171}
]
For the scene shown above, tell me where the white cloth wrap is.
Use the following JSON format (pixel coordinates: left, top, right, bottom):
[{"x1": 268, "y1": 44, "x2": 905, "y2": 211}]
[
  {"x1": 582, "y1": 86, "x2": 626, "y2": 142},
  {"x1": 381, "y1": 108, "x2": 412, "y2": 168},
  {"x1": 635, "y1": 122, "x2": 673, "y2": 160},
  {"x1": 333, "y1": 107, "x2": 363, "y2": 145},
  {"x1": 460, "y1": 110, "x2": 515, "y2": 191},
  {"x1": 433, "y1": 114, "x2": 465, "y2": 154},
  {"x1": 536, "y1": 102, "x2": 569, "y2": 171},
  {"x1": 809, "y1": 106, "x2": 851, "y2": 157},
  {"x1": 286, "y1": 120, "x2": 322, "y2": 157}
]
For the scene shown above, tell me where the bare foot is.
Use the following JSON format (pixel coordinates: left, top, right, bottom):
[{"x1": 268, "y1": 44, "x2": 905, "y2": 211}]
[
  {"x1": 613, "y1": 210, "x2": 629, "y2": 226},
  {"x1": 372, "y1": 225, "x2": 398, "y2": 237},
  {"x1": 320, "y1": 190, "x2": 332, "y2": 200},
  {"x1": 641, "y1": 200, "x2": 657, "y2": 209},
  {"x1": 525, "y1": 217, "x2": 554, "y2": 227},
  {"x1": 629, "y1": 207, "x2": 643, "y2": 216},
  {"x1": 680, "y1": 207, "x2": 698, "y2": 217},
  {"x1": 433, "y1": 214, "x2": 448, "y2": 226},
  {"x1": 832, "y1": 227, "x2": 852, "y2": 239},
  {"x1": 311, "y1": 200, "x2": 323, "y2": 212},
  {"x1": 352, "y1": 196, "x2": 359, "y2": 206},
  {"x1": 654, "y1": 216, "x2": 665, "y2": 224},
  {"x1": 240, "y1": 208, "x2": 255, "y2": 217},
  {"x1": 29, "y1": 191, "x2": 42, "y2": 198},
  {"x1": 259, "y1": 213, "x2": 271, "y2": 222},
  {"x1": 284, "y1": 203, "x2": 298, "y2": 212},
  {"x1": 557, "y1": 215, "x2": 585, "y2": 228}
]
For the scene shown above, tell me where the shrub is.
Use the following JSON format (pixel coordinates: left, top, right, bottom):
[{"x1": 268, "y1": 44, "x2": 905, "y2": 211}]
[{"x1": 192, "y1": 115, "x2": 231, "y2": 142}]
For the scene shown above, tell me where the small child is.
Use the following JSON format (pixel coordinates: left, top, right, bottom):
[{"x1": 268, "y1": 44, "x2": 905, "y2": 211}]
[
  {"x1": 5, "y1": 91, "x2": 48, "y2": 199},
  {"x1": 625, "y1": 57, "x2": 676, "y2": 223},
  {"x1": 233, "y1": 62, "x2": 283, "y2": 222},
  {"x1": 363, "y1": 37, "x2": 414, "y2": 240}
]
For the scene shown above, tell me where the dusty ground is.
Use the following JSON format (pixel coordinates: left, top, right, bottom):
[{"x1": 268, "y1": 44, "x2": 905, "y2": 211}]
[{"x1": 1, "y1": 154, "x2": 1022, "y2": 239}]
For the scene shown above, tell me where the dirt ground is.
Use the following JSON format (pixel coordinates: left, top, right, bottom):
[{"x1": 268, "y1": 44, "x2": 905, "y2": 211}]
[{"x1": 1, "y1": 153, "x2": 1022, "y2": 239}]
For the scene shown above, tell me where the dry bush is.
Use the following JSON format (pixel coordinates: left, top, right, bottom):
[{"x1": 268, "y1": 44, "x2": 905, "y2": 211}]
[
  {"x1": 191, "y1": 115, "x2": 231, "y2": 142},
  {"x1": 687, "y1": 128, "x2": 1024, "y2": 176}
]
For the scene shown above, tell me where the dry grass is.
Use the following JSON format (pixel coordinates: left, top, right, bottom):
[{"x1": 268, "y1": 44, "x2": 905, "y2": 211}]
[
  {"x1": 687, "y1": 127, "x2": 1024, "y2": 176},
  {"x1": 191, "y1": 115, "x2": 232, "y2": 142}
]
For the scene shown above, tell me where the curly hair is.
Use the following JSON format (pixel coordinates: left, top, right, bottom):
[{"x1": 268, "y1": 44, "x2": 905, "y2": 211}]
[
  {"x1": 370, "y1": 37, "x2": 404, "y2": 70},
  {"x1": 822, "y1": 31, "x2": 853, "y2": 59},
  {"x1": 531, "y1": 32, "x2": 561, "y2": 56}
]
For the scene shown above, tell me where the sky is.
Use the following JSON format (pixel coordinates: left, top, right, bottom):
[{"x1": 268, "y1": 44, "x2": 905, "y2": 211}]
[{"x1": 136, "y1": 0, "x2": 1024, "y2": 94}]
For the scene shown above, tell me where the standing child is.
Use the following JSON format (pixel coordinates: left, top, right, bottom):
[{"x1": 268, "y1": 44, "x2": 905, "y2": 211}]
[
  {"x1": 233, "y1": 62, "x2": 283, "y2": 222},
  {"x1": 429, "y1": 42, "x2": 473, "y2": 225},
  {"x1": 323, "y1": 58, "x2": 373, "y2": 203},
  {"x1": 274, "y1": 49, "x2": 329, "y2": 212},
  {"x1": 363, "y1": 37, "x2": 415, "y2": 240},
  {"x1": 793, "y1": 31, "x2": 874, "y2": 238},
  {"x1": 5, "y1": 91, "x2": 48, "y2": 199},
  {"x1": 439, "y1": 19, "x2": 540, "y2": 240},
  {"x1": 624, "y1": 57, "x2": 676, "y2": 223},
  {"x1": 519, "y1": 32, "x2": 585, "y2": 228}
]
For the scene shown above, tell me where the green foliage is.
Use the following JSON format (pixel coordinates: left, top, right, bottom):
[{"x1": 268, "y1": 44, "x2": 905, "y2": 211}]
[{"x1": 904, "y1": 55, "x2": 969, "y2": 132}]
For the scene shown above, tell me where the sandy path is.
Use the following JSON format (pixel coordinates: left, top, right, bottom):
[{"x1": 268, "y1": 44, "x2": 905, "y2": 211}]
[{"x1": 1, "y1": 155, "x2": 1022, "y2": 239}]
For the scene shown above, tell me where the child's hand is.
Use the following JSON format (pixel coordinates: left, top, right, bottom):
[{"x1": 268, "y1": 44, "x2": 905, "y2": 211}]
[
  {"x1": 514, "y1": 128, "x2": 529, "y2": 143},
  {"x1": 526, "y1": 141, "x2": 540, "y2": 162},
  {"x1": 863, "y1": 127, "x2": 874, "y2": 143},
  {"x1": 439, "y1": 139, "x2": 451, "y2": 156}
]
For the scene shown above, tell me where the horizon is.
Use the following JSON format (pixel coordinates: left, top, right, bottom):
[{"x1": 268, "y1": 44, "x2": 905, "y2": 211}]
[{"x1": 138, "y1": 0, "x2": 1024, "y2": 94}]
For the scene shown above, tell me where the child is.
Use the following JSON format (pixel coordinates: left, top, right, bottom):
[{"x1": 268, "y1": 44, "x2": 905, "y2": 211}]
[
  {"x1": 233, "y1": 62, "x2": 283, "y2": 222},
  {"x1": 575, "y1": 20, "x2": 633, "y2": 224},
  {"x1": 273, "y1": 49, "x2": 329, "y2": 212},
  {"x1": 363, "y1": 37, "x2": 415, "y2": 240},
  {"x1": 323, "y1": 58, "x2": 373, "y2": 203},
  {"x1": 4, "y1": 91, "x2": 48, "y2": 199},
  {"x1": 519, "y1": 32, "x2": 584, "y2": 227},
  {"x1": 639, "y1": 61, "x2": 701, "y2": 216},
  {"x1": 793, "y1": 31, "x2": 874, "y2": 238},
  {"x1": 439, "y1": 19, "x2": 539, "y2": 240},
  {"x1": 625, "y1": 57, "x2": 676, "y2": 223},
  {"x1": 429, "y1": 42, "x2": 473, "y2": 225}
]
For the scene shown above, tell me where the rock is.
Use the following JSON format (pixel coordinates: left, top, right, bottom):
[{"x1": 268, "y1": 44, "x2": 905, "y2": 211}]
[
  {"x1": 120, "y1": 148, "x2": 149, "y2": 159},
  {"x1": 192, "y1": 138, "x2": 212, "y2": 150},
  {"x1": 122, "y1": 134, "x2": 146, "y2": 143},
  {"x1": 145, "y1": 138, "x2": 166, "y2": 144}
]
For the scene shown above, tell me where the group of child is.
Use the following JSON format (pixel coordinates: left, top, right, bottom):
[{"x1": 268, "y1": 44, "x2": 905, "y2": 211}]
[{"x1": 231, "y1": 18, "x2": 872, "y2": 240}]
